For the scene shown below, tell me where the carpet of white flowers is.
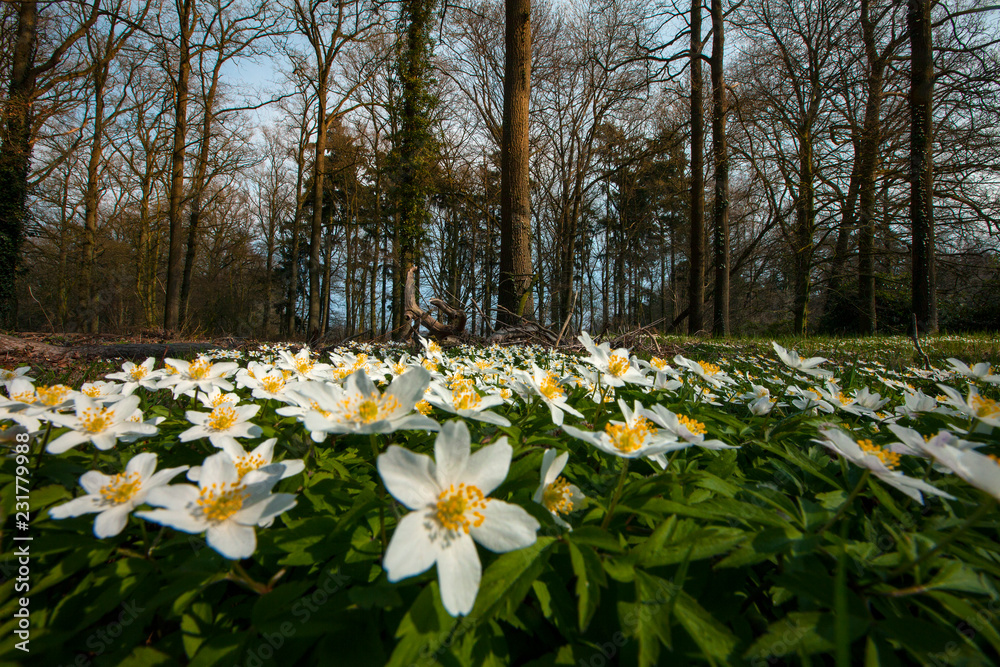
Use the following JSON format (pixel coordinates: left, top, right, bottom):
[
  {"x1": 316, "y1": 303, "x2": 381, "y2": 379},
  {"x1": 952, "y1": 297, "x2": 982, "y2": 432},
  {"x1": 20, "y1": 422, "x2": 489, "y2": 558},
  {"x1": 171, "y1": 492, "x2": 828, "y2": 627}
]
[{"x1": 1, "y1": 333, "x2": 999, "y2": 666}]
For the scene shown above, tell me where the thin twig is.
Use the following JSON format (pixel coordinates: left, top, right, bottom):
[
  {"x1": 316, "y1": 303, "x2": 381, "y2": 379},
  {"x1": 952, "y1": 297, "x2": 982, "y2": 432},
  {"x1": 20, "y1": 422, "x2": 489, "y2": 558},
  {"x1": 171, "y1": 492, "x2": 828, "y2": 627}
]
[
  {"x1": 468, "y1": 297, "x2": 494, "y2": 335},
  {"x1": 555, "y1": 290, "x2": 578, "y2": 347},
  {"x1": 28, "y1": 285, "x2": 56, "y2": 332}
]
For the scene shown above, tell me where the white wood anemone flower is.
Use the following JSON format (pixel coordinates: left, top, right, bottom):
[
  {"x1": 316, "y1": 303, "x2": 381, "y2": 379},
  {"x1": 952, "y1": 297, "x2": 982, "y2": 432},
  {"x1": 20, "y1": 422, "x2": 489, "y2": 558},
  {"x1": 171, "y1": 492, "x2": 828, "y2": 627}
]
[
  {"x1": 912, "y1": 434, "x2": 1000, "y2": 501},
  {"x1": 46, "y1": 395, "x2": 157, "y2": 454},
  {"x1": 292, "y1": 367, "x2": 439, "y2": 437},
  {"x1": 577, "y1": 331, "x2": 651, "y2": 387},
  {"x1": 521, "y1": 365, "x2": 583, "y2": 426},
  {"x1": 771, "y1": 342, "x2": 833, "y2": 378},
  {"x1": 0, "y1": 366, "x2": 33, "y2": 390},
  {"x1": 814, "y1": 428, "x2": 956, "y2": 505},
  {"x1": 187, "y1": 437, "x2": 305, "y2": 483},
  {"x1": 946, "y1": 358, "x2": 1000, "y2": 385},
  {"x1": 377, "y1": 420, "x2": 540, "y2": 616},
  {"x1": 104, "y1": 357, "x2": 165, "y2": 391},
  {"x1": 673, "y1": 354, "x2": 736, "y2": 388},
  {"x1": 159, "y1": 357, "x2": 240, "y2": 398},
  {"x1": 180, "y1": 403, "x2": 262, "y2": 447},
  {"x1": 48, "y1": 453, "x2": 188, "y2": 538},
  {"x1": 424, "y1": 383, "x2": 511, "y2": 427},
  {"x1": 276, "y1": 347, "x2": 335, "y2": 382},
  {"x1": 936, "y1": 383, "x2": 1000, "y2": 429},
  {"x1": 562, "y1": 400, "x2": 685, "y2": 461},
  {"x1": 532, "y1": 449, "x2": 585, "y2": 530},
  {"x1": 136, "y1": 452, "x2": 297, "y2": 560}
]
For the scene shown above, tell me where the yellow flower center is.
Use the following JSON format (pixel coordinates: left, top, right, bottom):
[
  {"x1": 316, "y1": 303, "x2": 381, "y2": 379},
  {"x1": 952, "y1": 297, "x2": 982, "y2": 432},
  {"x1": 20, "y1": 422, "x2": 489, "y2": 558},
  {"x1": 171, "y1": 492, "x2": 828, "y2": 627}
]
[
  {"x1": 436, "y1": 483, "x2": 487, "y2": 533},
  {"x1": 475, "y1": 361, "x2": 491, "y2": 370},
  {"x1": 188, "y1": 359, "x2": 211, "y2": 380},
  {"x1": 677, "y1": 414, "x2": 707, "y2": 436},
  {"x1": 422, "y1": 359, "x2": 439, "y2": 372},
  {"x1": 211, "y1": 393, "x2": 234, "y2": 407},
  {"x1": 11, "y1": 390, "x2": 35, "y2": 403},
  {"x1": 81, "y1": 407, "x2": 115, "y2": 433},
  {"x1": 37, "y1": 384, "x2": 71, "y2": 406},
  {"x1": 309, "y1": 401, "x2": 332, "y2": 419},
  {"x1": 607, "y1": 354, "x2": 629, "y2": 377},
  {"x1": 651, "y1": 357, "x2": 669, "y2": 371},
  {"x1": 540, "y1": 373, "x2": 564, "y2": 401},
  {"x1": 836, "y1": 392, "x2": 853, "y2": 405},
  {"x1": 0, "y1": 369, "x2": 15, "y2": 380},
  {"x1": 261, "y1": 375, "x2": 285, "y2": 394},
  {"x1": 295, "y1": 357, "x2": 315, "y2": 376},
  {"x1": 698, "y1": 361, "x2": 722, "y2": 376},
  {"x1": 936, "y1": 394, "x2": 949, "y2": 402},
  {"x1": 500, "y1": 388, "x2": 512, "y2": 400},
  {"x1": 856, "y1": 439, "x2": 900, "y2": 470},
  {"x1": 415, "y1": 399, "x2": 432, "y2": 415},
  {"x1": 235, "y1": 453, "x2": 267, "y2": 478},
  {"x1": 543, "y1": 477, "x2": 574, "y2": 515},
  {"x1": 207, "y1": 406, "x2": 239, "y2": 431},
  {"x1": 453, "y1": 389, "x2": 481, "y2": 411},
  {"x1": 247, "y1": 368, "x2": 257, "y2": 379},
  {"x1": 340, "y1": 393, "x2": 401, "y2": 424},
  {"x1": 197, "y1": 482, "x2": 248, "y2": 522},
  {"x1": 428, "y1": 341, "x2": 442, "y2": 355},
  {"x1": 971, "y1": 395, "x2": 1000, "y2": 419},
  {"x1": 988, "y1": 454, "x2": 1000, "y2": 466},
  {"x1": 83, "y1": 386, "x2": 102, "y2": 398},
  {"x1": 605, "y1": 418, "x2": 653, "y2": 453},
  {"x1": 99, "y1": 472, "x2": 142, "y2": 505},
  {"x1": 392, "y1": 362, "x2": 407, "y2": 375},
  {"x1": 129, "y1": 365, "x2": 148, "y2": 381}
]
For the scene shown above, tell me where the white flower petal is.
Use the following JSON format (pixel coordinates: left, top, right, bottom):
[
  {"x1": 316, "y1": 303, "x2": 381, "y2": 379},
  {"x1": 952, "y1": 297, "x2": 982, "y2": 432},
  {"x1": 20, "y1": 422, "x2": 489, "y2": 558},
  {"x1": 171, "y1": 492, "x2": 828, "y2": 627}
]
[
  {"x1": 48, "y1": 495, "x2": 103, "y2": 519},
  {"x1": 383, "y1": 511, "x2": 439, "y2": 581},
  {"x1": 94, "y1": 504, "x2": 132, "y2": 538},
  {"x1": 463, "y1": 439, "x2": 511, "y2": 497},
  {"x1": 470, "y1": 500, "x2": 540, "y2": 553},
  {"x1": 435, "y1": 421, "x2": 471, "y2": 488},
  {"x1": 378, "y1": 445, "x2": 439, "y2": 510},
  {"x1": 207, "y1": 521, "x2": 257, "y2": 559},
  {"x1": 436, "y1": 532, "x2": 481, "y2": 616}
]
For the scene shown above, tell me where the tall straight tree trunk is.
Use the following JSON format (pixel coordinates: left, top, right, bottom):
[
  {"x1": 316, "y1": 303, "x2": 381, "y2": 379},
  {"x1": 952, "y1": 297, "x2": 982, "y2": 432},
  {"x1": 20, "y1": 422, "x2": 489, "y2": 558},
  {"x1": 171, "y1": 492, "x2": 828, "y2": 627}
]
[
  {"x1": 0, "y1": 1, "x2": 39, "y2": 330},
  {"x1": 180, "y1": 53, "x2": 223, "y2": 325},
  {"x1": 163, "y1": 0, "x2": 195, "y2": 331},
  {"x1": 908, "y1": 0, "x2": 937, "y2": 332},
  {"x1": 710, "y1": 0, "x2": 729, "y2": 337},
  {"x1": 792, "y1": 126, "x2": 814, "y2": 336},
  {"x1": 81, "y1": 60, "x2": 109, "y2": 333},
  {"x1": 308, "y1": 79, "x2": 328, "y2": 340},
  {"x1": 827, "y1": 133, "x2": 860, "y2": 318},
  {"x1": 287, "y1": 120, "x2": 307, "y2": 337},
  {"x1": 857, "y1": 0, "x2": 884, "y2": 335},
  {"x1": 497, "y1": 0, "x2": 534, "y2": 327},
  {"x1": 0, "y1": 0, "x2": 97, "y2": 329},
  {"x1": 688, "y1": 0, "x2": 705, "y2": 334}
]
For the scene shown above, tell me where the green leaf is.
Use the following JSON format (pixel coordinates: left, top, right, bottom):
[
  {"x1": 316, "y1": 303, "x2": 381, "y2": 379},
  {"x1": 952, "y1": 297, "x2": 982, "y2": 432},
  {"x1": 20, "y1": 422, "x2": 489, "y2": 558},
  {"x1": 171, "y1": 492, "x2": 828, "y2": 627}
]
[
  {"x1": 188, "y1": 631, "x2": 250, "y2": 667},
  {"x1": 568, "y1": 542, "x2": 605, "y2": 632},
  {"x1": 471, "y1": 537, "x2": 555, "y2": 625},
  {"x1": 674, "y1": 590, "x2": 738, "y2": 663},
  {"x1": 386, "y1": 583, "x2": 457, "y2": 667}
]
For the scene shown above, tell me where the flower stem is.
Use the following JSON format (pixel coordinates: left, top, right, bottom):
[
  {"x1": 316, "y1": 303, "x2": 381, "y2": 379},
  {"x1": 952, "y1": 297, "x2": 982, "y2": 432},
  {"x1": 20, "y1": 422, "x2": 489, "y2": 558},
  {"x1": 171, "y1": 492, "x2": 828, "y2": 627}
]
[
  {"x1": 815, "y1": 469, "x2": 870, "y2": 535},
  {"x1": 889, "y1": 497, "x2": 996, "y2": 579},
  {"x1": 370, "y1": 434, "x2": 388, "y2": 556},
  {"x1": 601, "y1": 458, "x2": 629, "y2": 531}
]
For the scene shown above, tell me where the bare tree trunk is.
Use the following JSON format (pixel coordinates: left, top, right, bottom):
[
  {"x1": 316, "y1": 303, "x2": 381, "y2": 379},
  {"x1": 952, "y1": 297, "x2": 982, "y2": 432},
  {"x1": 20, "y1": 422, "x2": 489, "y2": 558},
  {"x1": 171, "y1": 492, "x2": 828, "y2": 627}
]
[
  {"x1": 287, "y1": 117, "x2": 308, "y2": 337},
  {"x1": 857, "y1": 0, "x2": 884, "y2": 335},
  {"x1": 164, "y1": 0, "x2": 195, "y2": 331},
  {"x1": 710, "y1": 0, "x2": 729, "y2": 337},
  {"x1": 688, "y1": 0, "x2": 705, "y2": 334},
  {"x1": 908, "y1": 0, "x2": 937, "y2": 332},
  {"x1": 792, "y1": 124, "x2": 814, "y2": 336},
  {"x1": 81, "y1": 60, "x2": 109, "y2": 333},
  {"x1": 497, "y1": 0, "x2": 534, "y2": 327},
  {"x1": 308, "y1": 83, "x2": 328, "y2": 339}
]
